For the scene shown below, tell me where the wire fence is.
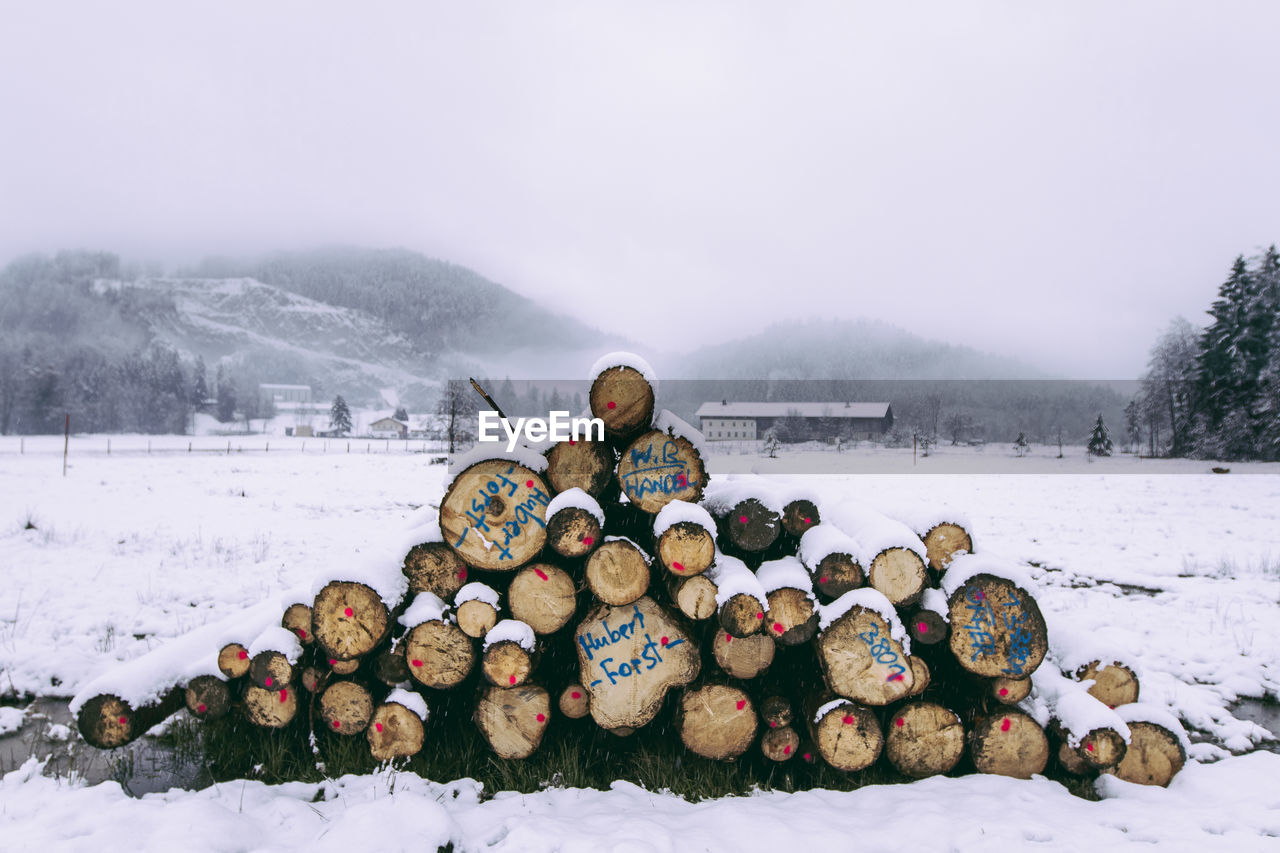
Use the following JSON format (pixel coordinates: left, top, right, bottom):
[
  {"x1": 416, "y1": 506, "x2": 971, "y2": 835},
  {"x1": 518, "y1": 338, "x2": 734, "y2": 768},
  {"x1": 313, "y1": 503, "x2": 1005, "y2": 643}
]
[{"x1": 0, "y1": 434, "x2": 455, "y2": 459}]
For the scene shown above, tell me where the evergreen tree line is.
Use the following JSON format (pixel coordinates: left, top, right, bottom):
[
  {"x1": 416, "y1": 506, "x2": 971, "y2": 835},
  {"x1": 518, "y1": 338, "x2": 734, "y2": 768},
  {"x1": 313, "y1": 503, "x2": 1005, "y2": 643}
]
[{"x1": 1135, "y1": 246, "x2": 1280, "y2": 460}]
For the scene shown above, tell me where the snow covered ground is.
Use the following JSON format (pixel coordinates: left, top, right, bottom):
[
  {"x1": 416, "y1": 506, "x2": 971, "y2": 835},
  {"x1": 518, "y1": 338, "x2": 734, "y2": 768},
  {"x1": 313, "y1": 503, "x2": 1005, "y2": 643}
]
[{"x1": 1, "y1": 440, "x2": 1278, "y2": 849}]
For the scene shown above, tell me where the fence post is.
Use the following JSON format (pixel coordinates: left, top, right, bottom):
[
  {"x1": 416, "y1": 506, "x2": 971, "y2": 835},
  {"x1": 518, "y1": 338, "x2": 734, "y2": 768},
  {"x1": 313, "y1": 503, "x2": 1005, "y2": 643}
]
[
  {"x1": 63, "y1": 414, "x2": 69, "y2": 477},
  {"x1": 107, "y1": 439, "x2": 110, "y2": 455}
]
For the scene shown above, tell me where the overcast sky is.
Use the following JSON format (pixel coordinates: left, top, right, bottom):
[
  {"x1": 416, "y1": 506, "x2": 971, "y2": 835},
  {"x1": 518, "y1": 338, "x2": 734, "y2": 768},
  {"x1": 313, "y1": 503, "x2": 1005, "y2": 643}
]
[{"x1": 2, "y1": 2, "x2": 1278, "y2": 377}]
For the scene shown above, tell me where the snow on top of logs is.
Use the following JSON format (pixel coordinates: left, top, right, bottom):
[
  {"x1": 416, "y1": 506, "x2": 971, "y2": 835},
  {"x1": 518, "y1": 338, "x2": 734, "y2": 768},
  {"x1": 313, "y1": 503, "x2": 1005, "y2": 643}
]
[
  {"x1": 386, "y1": 687, "x2": 430, "y2": 721},
  {"x1": 1048, "y1": 624, "x2": 1139, "y2": 677},
  {"x1": 706, "y1": 553, "x2": 767, "y2": 610},
  {"x1": 919, "y1": 588, "x2": 950, "y2": 623},
  {"x1": 70, "y1": 587, "x2": 303, "y2": 713},
  {"x1": 484, "y1": 618, "x2": 536, "y2": 651},
  {"x1": 756, "y1": 557, "x2": 815, "y2": 596},
  {"x1": 546, "y1": 487, "x2": 605, "y2": 526},
  {"x1": 813, "y1": 698, "x2": 852, "y2": 724},
  {"x1": 824, "y1": 502, "x2": 927, "y2": 566},
  {"x1": 454, "y1": 582, "x2": 500, "y2": 608},
  {"x1": 876, "y1": 503, "x2": 973, "y2": 538},
  {"x1": 940, "y1": 553, "x2": 1038, "y2": 599},
  {"x1": 1113, "y1": 702, "x2": 1191, "y2": 751},
  {"x1": 653, "y1": 499, "x2": 716, "y2": 538},
  {"x1": 653, "y1": 409, "x2": 708, "y2": 460},
  {"x1": 819, "y1": 588, "x2": 911, "y2": 651},
  {"x1": 447, "y1": 443, "x2": 550, "y2": 478},
  {"x1": 279, "y1": 587, "x2": 314, "y2": 608},
  {"x1": 797, "y1": 523, "x2": 861, "y2": 570},
  {"x1": 309, "y1": 542, "x2": 410, "y2": 609},
  {"x1": 399, "y1": 591, "x2": 448, "y2": 628},
  {"x1": 589, "y1": 350, "x2": 659, "y2": 393},
  {"x1": 1024, "y1": 666, "x2": 1131, "y2": 747},
  {"x1": 248, "y1": 626, "x2": 303, "y2": 663},
  {"x1": 401, "y1": 504, "x2": 443, "y2": 537},
  {"x1": 604, "y1": 535, "x2": 653, "y2": 564},
  {"x1": 701, "y1": 476, "x2": 785, "y2": 516}
]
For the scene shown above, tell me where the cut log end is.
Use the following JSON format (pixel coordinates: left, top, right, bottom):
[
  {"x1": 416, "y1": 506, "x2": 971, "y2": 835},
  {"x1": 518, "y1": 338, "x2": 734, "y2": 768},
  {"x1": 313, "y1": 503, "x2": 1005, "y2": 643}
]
[
  {"x1": 373, "y1": 646, "x2": 411, "y2": 686},
  {"x1": 670, "y1": 574, "x2": 718, "y2": 621},
  {"x1": 249, "y1": 650, "x2": 294, "y2": 691},
  {"x1": 719, "y1": 593, "x2": 765, "y2": 639},
  {"x1": 1109, "y1": 721, "x2": 1186, "y2": 787},
  {"x1": 281, "y1": 603, "x2": 313, "y2": 644},
  {"x1": 509, "y1": 563, "x2": 578, "y2": 635},
  {"x1": 1077, "y1": 727, "x2": 1128, "y2": 769},
  {"x1": 558, "y1": 684, "x2": 591, "y2": 719},
  {"x1": 439, "y1": 460, "x2": 551, "y2": 571},
  {"x1": 404, "y1": 619, "x2": 477, "y2": 689},
  {"x1": 1076, "y1": 661, "x2": 1140, "y2": 708},
  {"x1": 759, "y1": 695, "x2": 793, "y2": 730},
  {"x1": 585, "y1": 539, "x2": 651, "y2": 606},
  {"x1": 725, "y1": 498, "x2": 782, "y2": 553},
  {"x1": 475, "y1": 684, "x2": 551, "y2": 759},
  {"x1": 815, "y1": 606, "x2": 914, "y2": 706},
  {"x1": 456, "y1": 599, "x2": 499, "y2": 639},
  {"x1": 712, "y1": 628, "x2": 775, "y2": 680},
  {"x1": 947, "y1": 574, "x2": 1048, "y2": 680},
  {"x1": 885, "y1": 701, "x2": 965, "y2": 779},
  {"x1": 991, "y1": 676, "x2": 1032, "y2": 705},
  {"x1": 217, "y1": 643, "x2": 251, "y2": 679},
  {"x1": 318, "y1": 680, "x2": 375, "y2": 735},
  {"x1": 368, "y1": 701, "x2": 425, "y2": 761},
  {"x1": 76, "y1": 694, "x2": 135, "y2": 749},
  {"x1": 616, "y1": 431, "x2": 706, "y2": 514},
  {"x1": 483, "y1": 639, "x2": 534, "y2": 688},
  {"x1": 185, "y1": 675, "x2": 232, "y2": 720},
  {"x1": 402, "y1": 541, "x2": 467, "y2": 600},
  {"x1": 245, "y1": 685, "x2": 298, "y2": 728},
  {"x1": 867, "y1": 548, "x2": 927, "y2": 607},
  {"x1": 657, "y1": 522, "x2": 715, "y2": 577},
  {"x1": 679, "y1": 684, "x2": 757, "y2": 760},
  {"x1": 969, "y1": 710, "x2": 1049, "y2": 779},
  {"x1": 545, "y1": 437, "x2": 615, "y2": 498},
  {"x1": 811, "y1": 552, "x2": 863, "y2": 600},
  {"x1": 761, "y1": 725, "x2": 801, "y2": 762},
  {"x1": 907, "y1": 609, "x2": 947, "y2": 646},
  {"x1": 922, "y1": 522, "x2": 972, "y2": 573},
  {"x1": 811, "y1": 701, "x2": 883, "y2": 772},
  {"x1": 764, "y1": 587, "x2": 819, "y2": 646},
  {"x1": 546, "y1": 507, "x2": 602, "y2": 560},
  {"x1": 589, "y1": 365, "x2": 655, "y2": 439},
  {"x1": 312, "y1": 580, "x2": 390, "y2": 662},
  {"x1": 781, "y1": 499, "x2": 820, "y2": 539}
]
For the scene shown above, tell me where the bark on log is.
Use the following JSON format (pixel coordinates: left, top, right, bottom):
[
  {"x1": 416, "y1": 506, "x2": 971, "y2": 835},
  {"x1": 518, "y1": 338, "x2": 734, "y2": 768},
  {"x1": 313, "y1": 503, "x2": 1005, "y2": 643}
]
[
  {"x1": 761, "y1": 725, "x2": 800, "y2": 761},
  {"x1": 474, "y1": 684, "x2": 551, "y2": 759},
  {"x1": 711, "y1": 627, "x2": 775, "y2": 680},
  {"x1": 575, "y1": 597, "x2": 700, "y2": 730},
  {"x1": 718, "y1": 593, "x2": 766, "y2": 639},
  {"x1": 1066, "y1": 725, "x2": 1128, "y2": 770},
  {"x1": 947, "y1": 574, "x2": 1047, "y2": 680},
  {"x1": 657, "y1": 522, "x2": 716, "y2": 577},
  {"x1": 678, "y1": 684, "x2": 757, "y2": 760},
  {"x1": 404, "y1": 619, "x2": 477, "y2": 689},
  {"x1": 281, "y1": 603, "x2": 313, "y2": 645},
  {"x1": 545, "y1": 506, "x2": 602, "y2": 560},
  {"x1": 1109, "y1": 721, "x2": 1185, "y2": 787},
  {"x1": 759, "y1": 695, "x2": 793, "y2": 730},
  {"x1": 558, "y1": 684, "x2": 591, "y2": 719},
  {"x1": 217, "y1": 643, "x2": 251, "y2": 679},
  {"x1": 482, "y1": 639, "x2": 535, "y2": 688},
  {"x1": 509, "y1": 563, "x2": 578, "y2": 635},
  {"x1": 76, "y1": 690, "x2": 184, "y2": 748},
  {"x1": 318, "y1": 680, "x2": 375, "y2": 735},
  {"x1": 921, "y1": 522, "x2": 973, "y2": 573},
  {"x1": 373, "y1": 645, "x2": 411, "y2": 686},
  {"x1": 185, "y1": 675, "x2": 232, "y2": 720},
  {"x1": 764, "y1": 587, "x2": 819, "y2": 646},
  {"x1": 249, "y1": 650, "x2": 294, "y2": 691},
  {"x1": 969, "y1": 709, "x2": 1049, "y2": 778},
  {"x1": 808, "y1": 699, "x2": 883, "y2": 772},
  {"x1": 402, "y1": 541, "x2": 468, "y2": 600},
  {"x1": 300, "y1": 666, "x2": 327, "y2": 694},
  {"x1": 312, "y1": 581, "x2": 391, "y2": 661},
  {"x1": 1075, "y1": 661, "x2": 1140, "y2": 708},
  {"x1": 440, "y1": 459, "x2": 552, "y2": 571},
  {"x1": 589, "y1": 364, "x2": 655, "y2": 440},
  {"x1": 810, "y1": 553, "x2": 863, "y2": 600},
  {"x1": 781, "y1": 499, "x2": 820, "y2": 539},
  {"x1": 456, "y1": 599, "x2": 499, "y2": 639},
  {"x1": 866, "y1": 547, "x2": 928, "y2": 607},
  {"x1": 905, "y1": 656, "x2": 932, "y2": 698},
  {"x1": 545, "y1": 437, "x2": 615, "y2": 498},
  {"x1": 907, "y1": 609, "x2": 947, "y2": 646},
  {"x1": 991, "y1": 676, "x2": 1032, "y2": 705},
  {"x1": 815, "y1": 606, "x2": 914, "y2": 706},
  {"x1": 668, "y1": 573, "x2": 718, "y2": 621},
  {"x1": 723, "y1": 498, "x2": 782, "y2": 553},
  {"x1": 368, "y1": 700, "x2": 425, "y2": 761},
  {"x1": 615, "y1": 430, "x2": 706, "y2": 514},
  {"x1": 329, "y1": 657, "x2": 361, "y2": 676},
  {"x1": 245, "y1": 685, "x2": 298, "y2": 728},
  {"x1": 885, "y1": 701, "x2": 965, "y2": 779},
  {"x1": 585, "y1": 539, "x2": 651, "y2": 606}
]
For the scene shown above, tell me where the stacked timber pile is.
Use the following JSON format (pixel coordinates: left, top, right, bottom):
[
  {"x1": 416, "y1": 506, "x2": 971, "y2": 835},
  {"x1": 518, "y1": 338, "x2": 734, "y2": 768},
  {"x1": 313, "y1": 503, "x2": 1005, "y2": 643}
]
[{"x1": 71, "y1": 352, "x2": 1189, "y2": 789}]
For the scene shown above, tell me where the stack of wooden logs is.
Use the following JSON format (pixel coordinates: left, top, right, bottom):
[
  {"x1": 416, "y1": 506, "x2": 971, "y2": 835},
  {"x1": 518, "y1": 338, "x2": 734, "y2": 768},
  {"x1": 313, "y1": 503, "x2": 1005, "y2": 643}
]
[{"x1": 73, "y1": 353, "x2": 1188, "y2": 788}]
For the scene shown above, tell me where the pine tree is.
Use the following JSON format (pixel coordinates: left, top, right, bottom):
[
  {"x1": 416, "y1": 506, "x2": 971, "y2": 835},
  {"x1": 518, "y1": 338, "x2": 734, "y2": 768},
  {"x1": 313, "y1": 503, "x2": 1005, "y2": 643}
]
[
  {"x1": 1013, "y1": 432, "x2": 1029, "y2": 457},
  {"x1": 762, "y1": 428, "x2": 781, "y2": 458},
  {"x1": 214, "y1": 364, "x2": 236, "y2": 423},
  {"x1": 191, "y1": 355, "x2": 209, "y2": 411},
  {"x1": 1087, "y1": 414, "x2": 1113, "y2": 457},
  {"x1": 1123, "y1": 399, "x2": 1140, "y2": 454},
  {"x1": 393, "y1": 406, "x2": 409, "y2": 422},
  {"x1": 330, "y1": 394, "x2": 353, "y2": 437},
  {"x1": 1196, "y1": 257, "x2": 1251, "y2": 457}
]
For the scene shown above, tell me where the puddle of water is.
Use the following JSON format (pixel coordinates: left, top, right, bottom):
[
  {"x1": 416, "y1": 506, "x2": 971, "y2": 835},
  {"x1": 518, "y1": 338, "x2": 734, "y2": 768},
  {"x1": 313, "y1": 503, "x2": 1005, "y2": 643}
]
[
  {"x1": 1231, "y1": 698, "x2": 1280, "y2": 754},
  {"x1": 0, "y1": 698, "x2": 212, "y2": 795}
]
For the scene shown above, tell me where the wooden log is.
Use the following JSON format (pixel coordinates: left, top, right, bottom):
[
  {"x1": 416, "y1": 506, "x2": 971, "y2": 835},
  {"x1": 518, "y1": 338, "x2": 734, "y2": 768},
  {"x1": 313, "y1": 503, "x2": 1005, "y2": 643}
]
[
  {"x1": 757, "y1": 557, "x2": 819, "y2": 646},
  {"x1": 402, "y1": 541, "x2": 468, "y2": 599},
  {"x1": 249, "y1": 650, "x2": 294, "y2": 691},
  {"x1": 969, "y1": 709, "x2": 1049, "y2": 778},
  {"x1": 814, "y1": 599, "x2": 914, "y2": 706},
  {"x1": 245, "y1": 684, "x2": 298, "y2": 728},
  {"x1": 708, "y1": 555, "x2": 767, "y2": 638},
  {"x1": 404, "y1": 619, "x2": 476, "y2": 689},
  {"x1": 558, "y1": 684, "x2": 591, "y2": 719},
  {"x1": 668, "y1": 573, "x2": 718, "y2": 621},
  {"x1": 905, "y1": 656, "x2": 931, "y2": 698},
  {"x1": 827, "y1": 505, "x2": 928, "y2": 607},
  {"x1": 329, "y1": 657, "x2": 361, "y2": 676},
  {"x1": 761, "y1": 725, "x2": 800, "y2": 761},
  {"x1": 722, "y1": 497, "x2": 782, "y2": 553},
  {"x1": 711, "y1": 627, "x2": 775, "y2": 680},
  {"x1": 509, "y1": 563, "x2": 578, "y2": 635},
  {"x1": 281, "y1": 603, "x2": 313, "y2": 644},
  {"x1": 373, "y1": 644, "x2": 411, "y2": 686},
  {"x1": 654, "y1": 502, "x2": 717, "y2": 578},
  {"x1": 867, "y1": 548, "x2": 928, "y2": 607},
  {"x1": 946, "y1": 573, "x2": 1047, "y2": 680},
  {"x1": 300, "y1": 666, "x2": 327, "y2": 693},
  {"x1": 798, "y1": 525, "x2": 863, "y2": 600},
  {"x1": 474, "y1": 684, "x2": 551, "y2": 759},
  {"x1": 318, "y1": 680, "x2": 375, "y2": 735},
  {"x1": 483, "y1": 638, "x2": 535, "y2": 688},
  {"x1": 455, "y1": 583, "x2": 500, "y2": 639},
  {"x1": 678, "y1": 684, "x2": 757, "y2": 760},
  {"x1": 76, "y1": 689, "x2": 184, "y2": 748},
  {"x1": 991, "y1": 676, "x2": 1032, "y2": 705},
  {"x1": 759, "y1": 695, "x2": 793, "y2": 730},
  {"x1": 545, "y1": 504, "x2": 602, "y2": 560},
  {"x1": 907, "y1": 608, "x2": 948, "y2": 647},
  {"x1": 1054, "y1": 723, "x2": 1127, "y2": 772},
  {"x1": 545, "y1": 436, "x2": 615, "y2": 498},
  {"x1": 368, "y1": 693, "x2": 427, "y2": 761},
  {"x1": 312, "y1": 580, "x2": 391, "y2": 661},
  {"x1": 884, "y1": 701, "x2": 965, "y2": 779},
  {"x1": 718, "y1": 593, "x2": 766, "y2": 638},
  {"x1": 575, "y1": 597, "x2": 700, "y2": 730},
  {"x1": 589, "y1": 362, "x2": 655, "y2": 439},
  {"x1": 616, "y1": 427, "x2": 707, "y2": 514},
  {"x1": 217, "y1": 643, "x2": 250, "y2": 679},
  {"x1": 585, "y1": 538, "x2": 651, "y2": 606},
  {"x1": 1075, "y1": 661, "x2": 1140, "y2": 708},
  {"x1": 1109, "y1": 720, "x2": 1185, "y2": 787},
  {"x1": 921, "y1": 521, "x2": 973, "y2": 574},
  {"x1": 439, "y1": 458, "x2": 552, "y2": 571},
  {"x1": 809, "y1": 698, "x2": 883, "y2": 772},
  {"x1": 780, "y1": 498, "x2": 820, "y2": 538},
  {"x1": 185, "y1": 675, "x2": 232, "y2": 720}
]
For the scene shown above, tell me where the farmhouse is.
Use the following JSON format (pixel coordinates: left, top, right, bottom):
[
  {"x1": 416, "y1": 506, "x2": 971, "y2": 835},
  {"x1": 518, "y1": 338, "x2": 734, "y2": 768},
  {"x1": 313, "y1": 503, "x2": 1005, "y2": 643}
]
[
  {"x1": 695, "y1": 400, "x2": 893, "y2": 442},
  {"x1": 258, "y1": 383, "x2": 312, "y2": 410},
  {"x1": 369, "y1": 417, "x2": 409, "y2": 439}
]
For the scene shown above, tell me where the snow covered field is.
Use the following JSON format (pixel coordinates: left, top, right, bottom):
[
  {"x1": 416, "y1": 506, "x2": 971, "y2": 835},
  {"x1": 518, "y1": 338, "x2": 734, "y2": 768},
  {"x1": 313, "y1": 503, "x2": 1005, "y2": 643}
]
[{"x1": 1, "y1": 441, "x2": 1279, "y2": 849}]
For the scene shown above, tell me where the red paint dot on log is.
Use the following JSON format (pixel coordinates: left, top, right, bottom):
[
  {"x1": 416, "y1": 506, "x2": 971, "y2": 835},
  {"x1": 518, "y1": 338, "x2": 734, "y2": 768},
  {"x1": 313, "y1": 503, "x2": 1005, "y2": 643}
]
[
  {"x1": 736, "y1": 700, "x2": 746, "y2": 710},
  {"x1": 536, "y1": 713, "x2": 546, "y2": 722},
  {"x1": 803, "y1": 752, "x2": 812, "y2": 761},
  {"x1": 917, "y1": 622, "x2": 928, "y2": 633},
  {"x1": 265, "y1": 677, "x2": 273, "y2": 687},
  {"x1": 509, "y1": 675, "x2": 517, "y2": 684},
  {"x1": 724, "y1": 634, "x2": 732, "y2": 643},
  {"x1": 412, "y1": 659, "x2": 423, "y2": 667},
  {"x1": 1086, "y1": 743, "x2": 1095, "y2": 752},
  {"x1": 279, "y1": 689, "x2": 289, "y2": 702},
  {"x1": 784, "y1": 745, "x2": 792, "y2": 754},
  {"x1": 887, "y1": 673, "x2": 903, "y2": 681},
  {"x1": 238, "y1": 650, "x2": 248, "y2": 660},
  {"x1": 297, "y1": 629, "x2": 307, "y2": 639},
  {"x1": 819, "y1": 577, "x2": 828, "y2": 584},
  {"x1": 568, "y1": 440, "x2": 576, "y2": 446},
  {"x1": 671, "y1": 561, "x2": 683, "y2": 572},
  {"x1": 535, "y1": 568, "x2": 548, "y2": 580},
  {"x1": 770, "y1": 721, "x2": 777, "y2": 728},
  {"x1": 375, "y1": 723, "x2": 383, "y2": 732},
  {"x1": 329, "y1": 659, "x2": 337, "y2": 666},
  {"x1": 805, "y1": 517, "x2": 811, "y2": 524},
  {"x1": 332, "y1": 720, "x2": 341, "y2": 729},
  {"x1": 739, "y1": 515, "x2": 748, "y2": 524},
  {"x1": 197, "y1": 704, "x2": 207, "y2": 713},
  {"x1": 756, "y1": 612, "x2": 764, "y2": 620},
  {"x1": 571, "y1": 691, "x2": 581, "y2": 699},
  {"x1": 344, "y1": 607, "x2": 353, "y2": 617},
  {"x1": 118, "y1": 717, "x2": 127, "y2": 725},
  {"x1": 607, "y1": 401, "x2": 616, "y2": 409},
  {"x1": 660, "y1": 636, "x2": 669, "y2": 646},
  {"x1": 458, "y1": 569, "x2": 467, "y2": 580},
  {"x1": 1001, "y1": 718, "x2": 1011, "y2": 732},
  {"x1": 842, "y1": 715, "x2": 854, "y2": 725},
  {"x1": 999, "y1": 688, "x2": 1009, "y2": 696},
  {"x1": 896, "y1": 717, "x2": 905, "y2": 727},
  {"x1": 583, "y1": 537, "x2": 594, "y2": 546},
  {"x1": 773, "y1": 623, "x2": 784, "y2": 633},
  {"x1": 526, "y1": 480, "x2": 534, "y2": 488}
]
